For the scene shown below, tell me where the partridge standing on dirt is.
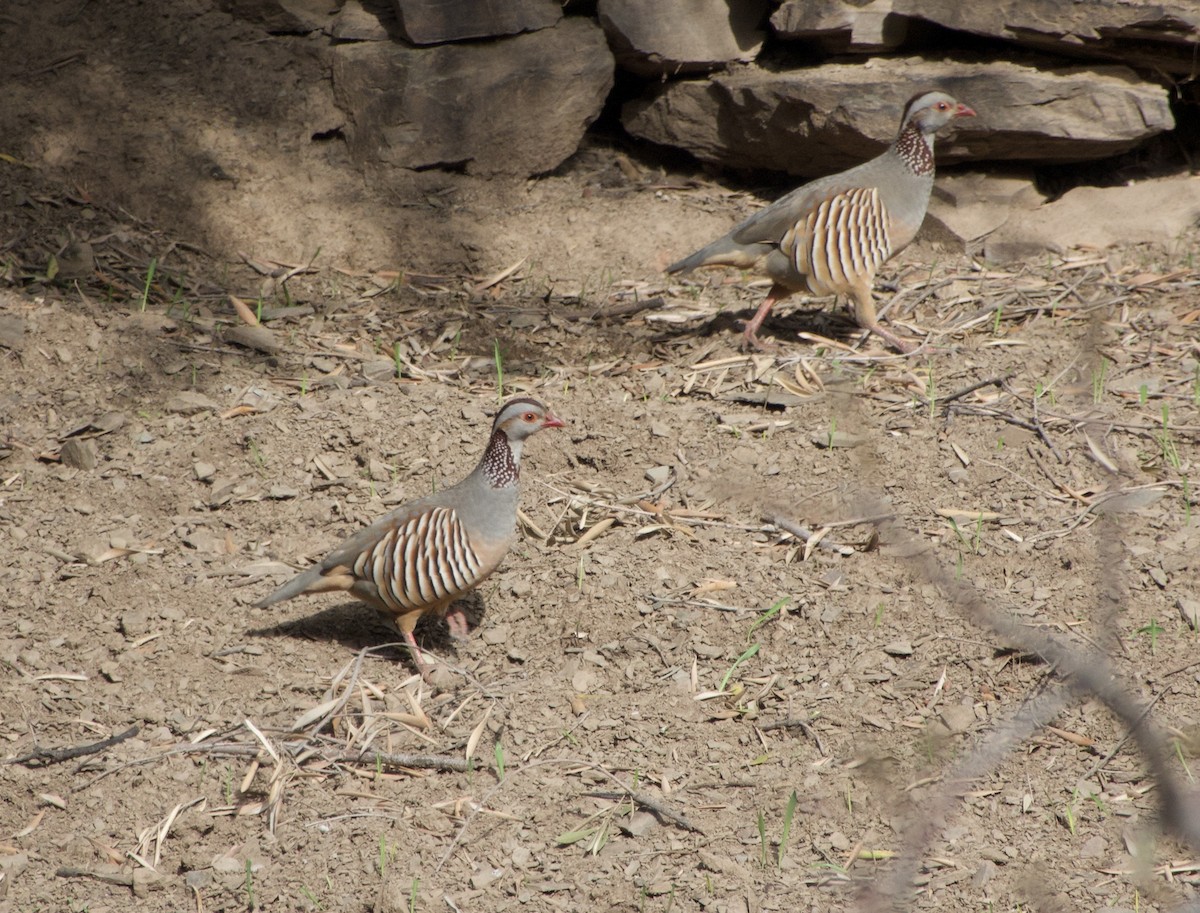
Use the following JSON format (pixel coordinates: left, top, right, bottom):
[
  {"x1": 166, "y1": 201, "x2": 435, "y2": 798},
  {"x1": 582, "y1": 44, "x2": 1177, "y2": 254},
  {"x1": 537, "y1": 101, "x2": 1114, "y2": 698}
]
[
  {"x1": 666, "y1": 90, "x2": 976, "y2": 353},
  {"x1": 256, "y1": 397, "x2": 565, "y2": 674}
]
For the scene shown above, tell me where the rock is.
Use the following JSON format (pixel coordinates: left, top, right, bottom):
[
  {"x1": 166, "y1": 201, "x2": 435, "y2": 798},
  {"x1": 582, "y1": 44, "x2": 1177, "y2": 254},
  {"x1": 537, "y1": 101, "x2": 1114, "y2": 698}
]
[
  {"x1": 120, "y1": 609, "x2": 155, "y2": 637},
  {"x1": 938, "y1": 703, "x2": 976, "y2": 734},
  {"x1": 218, "y1": 0, "x2": 334, "y2": 32},
  {"x1": 1078, "y1": 834, "x2": 1107, "y2": 860},
  {"x1": 393, "y1": 0, "x2": 561, "y2": 45},
  {"x1": 0, "y1": 314, "x2": 25, "y2": 350},
  {"x1": 985, "y1": 175, "x2": 1200, "y2": 259},
  {"x1": 132, "y1": 867, "x2": 166, "y2": 897},
  {"x1": 618, "y1": 810, "x2": 659, "y2": 837},
  {"x1": 772, "y1": 0, "x2": 908, "y2": 52},
  {"x1": 61, "y1": 411, "x2": 126, "y2": 438},
  {"x1": 184, "y1": 870, "x2": 213, "y2": 891},
  {"x1": 973, "y1": 859, "x2": 997, "y2": 887},
  {"x1": 644, "y1": 464, "x2": 672, "y2": 485},
  {"x1": 1179, "y1": 596, "x2": 1200, "y2": 631},
  {"x1": 924, "y1": 170, "x2": 1046, "y2": 245},
  {"x1": 330, "y1": 0, "x2": 392, "y2": 41},
  {"x1": 224, "y1": 324, "x2": 282, "y2": 354},
  {"x1": 623, "y1": 58, "x2": 1172, "y2": 177},
  {"x1": 331, "y1": 17, "x2": 613, "y2": 177},
  {"x1": 892, "y1": 0, "x2": 1200, "y2": 75},
  {"x1": 811, "y1": 430, "x2": 862, "y2": 449},
  {"x1": 0, "y1": 852, "x2": 29, "y2": 899},
  {"x1": 598, "y1": 0, "x2": 768, "y2": 76},
  {"x1": 166, "y1": 391, "x2": 220, "y2": 414},
  {"x1": 54, "y1": 240, "x2": 95, "y2": 280},
  {"x1": 59, "y1": 437, "x2": 99, "y2": 470}
]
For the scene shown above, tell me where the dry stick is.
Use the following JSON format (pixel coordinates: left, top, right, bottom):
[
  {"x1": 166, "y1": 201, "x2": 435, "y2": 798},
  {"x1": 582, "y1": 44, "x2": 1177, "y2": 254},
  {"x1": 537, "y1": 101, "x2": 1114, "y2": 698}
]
[
  {"x1": 55, "y1": 866, "x2": 135, "y2": 887},
  {"x1": 538, "y1": 480, "x2": 767, "y2": 535},
  {"x1": 74, "y1": 735, "x2": 476, "y2": 793},
  {"x1": 6, "y1": 724, "x2": 139, "y2": 767},
  {"x1": 648, "y1": 595, "x2": 755, "y2": 614},
  {"x1": 583, "y1": 789, "x2": 702, "y2": 833},
  {"x1": 939, "y1": 561, "x2": 1200, "y2": 849},
  {"x1": 435, "y1": 757, "x2": 702, "y2": 872},
  {"x1": 180, "y1": 740, "x2": 476, "y2": 772},
  {"x1": 915, "y1": 374, "x2": 1011, "y2": 410},
  {"x1": 1029, "y1": 390, "x2": 1066, "y2": 462},
  {"x1": 768, "y1": 514, "x2": 855, "y2": 556},
  {"x1": 758, "y1": 717, "x2": 828, "y2": 757},
  {"x1": 939, "y1": 374, "x2": 1012, "y2": 407}
]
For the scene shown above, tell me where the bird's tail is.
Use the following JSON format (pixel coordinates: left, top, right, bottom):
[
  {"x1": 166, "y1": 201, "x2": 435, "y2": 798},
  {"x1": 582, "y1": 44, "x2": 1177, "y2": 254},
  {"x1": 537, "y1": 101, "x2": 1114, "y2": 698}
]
[
  {"x1": 254, "y1": 565, "x2": 325, "y2": 608},
  {"x1": 665, "y1": 249, "x2": 706, "y2": 275},
  {"x1": 666, "y1": 236, "x2": 760, "y2": 275}
]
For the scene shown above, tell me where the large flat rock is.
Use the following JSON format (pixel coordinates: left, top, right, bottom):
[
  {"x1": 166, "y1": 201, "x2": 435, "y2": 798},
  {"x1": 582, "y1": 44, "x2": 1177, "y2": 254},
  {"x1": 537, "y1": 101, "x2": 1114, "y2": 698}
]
[
  {"x1": 771, "y1": 0, "x2": 908, "y2": 52},
  {"x1": 597, "y1": 0, "x2": 768, "y2": 76},
  {"x1": 622, "y1": 58, "x2": 1173, "y2": 176},
  {"x1": 984, "y1": 175, "x2": 1200, "y2": 259},
  {"x1": 331, "y1": 17, "x2": 613, "y2": 177},
  {"x1": 893, "y1": 0, "x2": 1200, "y2": 75},
  {"x1": 392, "y1": 0, "x2": 561, "y2": 45}
]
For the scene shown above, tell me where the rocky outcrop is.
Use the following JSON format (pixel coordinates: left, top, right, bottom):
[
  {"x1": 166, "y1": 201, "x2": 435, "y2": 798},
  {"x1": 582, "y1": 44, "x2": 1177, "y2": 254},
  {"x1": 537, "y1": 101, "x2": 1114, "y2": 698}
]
[
  {"x1": 596, "y1": 0, "x2": 769, "y2": 76},
  {"x1": 983, "y1": 176, "x2": 1200, "y2": 259},
  {"x1": 770, "y1": 0, "x2": 908, "y2": 52},
  {"x1": 392, "y1": 0, "x2": 562, "y2": 45},
  {"x1": 892, "y1": 0, "x2": 1200, "y2": 75},
  {"x1": 332, "y1": 17, "x2": 613, "y2": 176},
  {"x1": 624, "y1": 59, "x2": 1174, "y2": 176},
  {"x1": 218, "y1": 0, "x2": 1196, "y2": 192}
]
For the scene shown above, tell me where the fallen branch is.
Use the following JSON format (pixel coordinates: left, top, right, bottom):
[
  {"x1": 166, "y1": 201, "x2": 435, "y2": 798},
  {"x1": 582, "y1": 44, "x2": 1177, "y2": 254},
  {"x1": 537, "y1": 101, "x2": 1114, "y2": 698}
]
[
  {"x1": 6, "y1": 724, "x2": 140, "y2": 767},
  {"x1": 585, "y1": 788, "x2": 703, "y2": 834}
]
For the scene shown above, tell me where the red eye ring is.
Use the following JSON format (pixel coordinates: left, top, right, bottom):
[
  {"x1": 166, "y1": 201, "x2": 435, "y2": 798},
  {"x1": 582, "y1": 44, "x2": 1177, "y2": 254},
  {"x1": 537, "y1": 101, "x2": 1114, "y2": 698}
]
[{"x1": 523, "y1": 412, "x2": 537, "y2": 422}]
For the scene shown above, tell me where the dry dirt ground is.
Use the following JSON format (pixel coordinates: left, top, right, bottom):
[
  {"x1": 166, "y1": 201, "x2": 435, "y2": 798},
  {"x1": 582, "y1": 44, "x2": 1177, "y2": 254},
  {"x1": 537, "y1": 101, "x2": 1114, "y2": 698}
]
[{"x1": 3, "y1": 3, "x2": 1200, "y2": 913}]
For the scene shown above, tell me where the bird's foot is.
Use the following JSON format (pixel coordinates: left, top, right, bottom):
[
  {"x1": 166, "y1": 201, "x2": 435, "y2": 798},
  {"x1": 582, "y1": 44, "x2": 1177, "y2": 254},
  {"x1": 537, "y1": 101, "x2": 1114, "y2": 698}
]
[
  {"x1": 866, "y1": 323, "x2": 920, "y2": 355},
  {"x1": 400, "y1": 630, "x2": 443, "y2": 683},
  {"x1": 739, "y1": 324, "x2": 777, "y2": 352},
  {"x1": 405, "y1": 649, "x2": 455, "y2": 687}
]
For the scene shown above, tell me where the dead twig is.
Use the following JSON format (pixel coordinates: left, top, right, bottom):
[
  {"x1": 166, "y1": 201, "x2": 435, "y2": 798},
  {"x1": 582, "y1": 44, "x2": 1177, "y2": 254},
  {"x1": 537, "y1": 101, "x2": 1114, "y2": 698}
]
[
  {"x1": 584, "y1": 788, "x2": 703, "y2": 833},
  {"x1": 55, "y1": 866, "x2": 134, "y2": 887},
  {"x1": 6, "y1": 724, "x2": 139, "y2": 767},
  {"x1": 758, "y1": 716, "x2": 828, "y2": 756}
]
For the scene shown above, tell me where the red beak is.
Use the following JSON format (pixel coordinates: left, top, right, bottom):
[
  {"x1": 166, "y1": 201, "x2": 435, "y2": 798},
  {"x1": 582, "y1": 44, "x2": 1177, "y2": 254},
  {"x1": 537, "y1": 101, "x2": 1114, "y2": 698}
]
[
  {"x1": 956, "y1": 104, "x2": 977, "y2": 118},
  {"x1": 542, "y1": 410, "x2": 566, "y2": 429}
]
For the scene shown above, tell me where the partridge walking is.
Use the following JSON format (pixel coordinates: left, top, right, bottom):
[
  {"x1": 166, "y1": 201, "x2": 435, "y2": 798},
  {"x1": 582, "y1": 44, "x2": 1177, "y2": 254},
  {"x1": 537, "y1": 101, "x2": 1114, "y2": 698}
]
[
  {"x1": 256, "y1": 397, "x2": 565, "y2": 673},
  {"x1": 666, "y1": 90, "x2": 975, "y2": 352}
]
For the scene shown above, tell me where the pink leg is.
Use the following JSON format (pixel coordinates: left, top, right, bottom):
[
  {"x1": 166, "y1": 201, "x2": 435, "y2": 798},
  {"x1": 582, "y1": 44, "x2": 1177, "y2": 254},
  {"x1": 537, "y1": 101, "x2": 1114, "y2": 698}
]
[
  {"x1": 740, "y1": 284, "x2": 792, "y2": 351},
  {"x1": 395, "y1": 611, "x2": 436, "y2": 677},
  {"x1": 399, "y1": 628, "x2": 431, "y2": 676},
  {"x1": 853, "y1": 286, "x2": 918, "y2": 354}
]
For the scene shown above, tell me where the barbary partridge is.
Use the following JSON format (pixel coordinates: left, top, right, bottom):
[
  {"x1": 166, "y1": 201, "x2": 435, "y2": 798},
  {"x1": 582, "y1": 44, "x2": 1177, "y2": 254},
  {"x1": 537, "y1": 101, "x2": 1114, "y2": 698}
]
[
  {"x1": 667, "y1": 90, "x2": 975, "y2": 352},
  {"x1": 256, "y1": 397, "x2": 564, "y2": 674}
]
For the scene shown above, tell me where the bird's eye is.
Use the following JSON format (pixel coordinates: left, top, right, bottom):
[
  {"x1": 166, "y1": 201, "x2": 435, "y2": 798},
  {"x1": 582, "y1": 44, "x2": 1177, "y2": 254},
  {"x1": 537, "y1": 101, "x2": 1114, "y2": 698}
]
[{"x1": 523, "y1": 412, "x2": 537, "y2": 422}]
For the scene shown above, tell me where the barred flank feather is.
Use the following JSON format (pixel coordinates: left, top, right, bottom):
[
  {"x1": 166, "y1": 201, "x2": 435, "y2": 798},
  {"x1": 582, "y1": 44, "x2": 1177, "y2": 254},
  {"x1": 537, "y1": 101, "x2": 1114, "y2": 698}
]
[
  {"x1": 789, "y1": 187, "x2": 891, "y2": 298},
  {"x1": 352, "y1": 507, "x2": 482, "y2": 613}
]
